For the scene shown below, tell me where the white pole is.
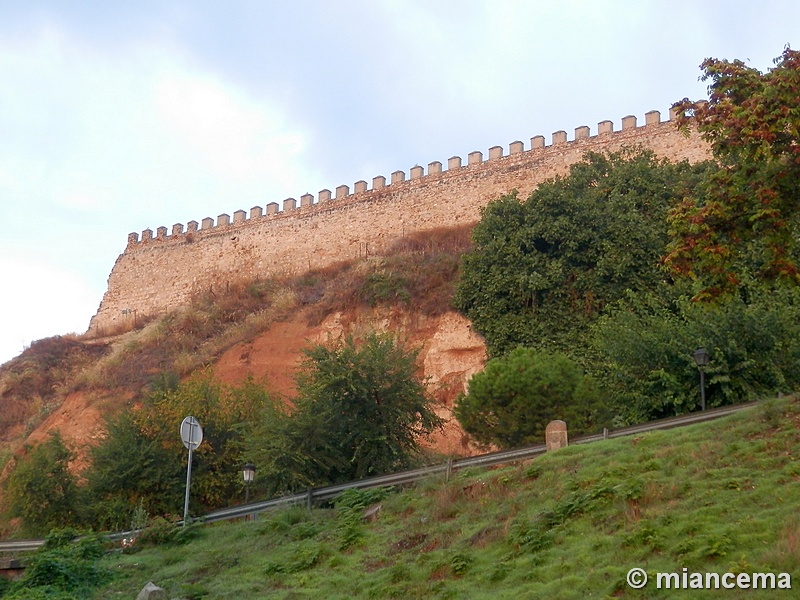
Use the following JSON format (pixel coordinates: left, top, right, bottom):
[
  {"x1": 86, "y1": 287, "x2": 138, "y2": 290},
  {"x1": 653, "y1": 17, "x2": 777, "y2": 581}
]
[{"x1": 183, "y1": 423, "x2": 195, "y2": 526}]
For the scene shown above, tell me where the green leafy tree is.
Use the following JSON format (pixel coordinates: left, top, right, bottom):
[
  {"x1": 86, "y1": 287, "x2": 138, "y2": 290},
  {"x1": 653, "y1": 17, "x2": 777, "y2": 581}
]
[
  {"x1": 244, "y1": 404, "x2": 341, "y2": 495},
  {"x1": 4, "y1": 433, "x2": 81, "y2": 536},
  {"x1": 249, "y1": 334, "x2": 443, "y2": 491},
  {"x1": 667, "y1": 47, "x2": 800, "y2": 299},
  {"x1": 84, "y1": 411, "x2": 183, "y2": 530},
  {"x1": 454, "y1": 348, "x2": 605, "y2": 449},
  {"x1": 82, "y1": 371, "x2": 274, "y2": 525},
  {"x1": 592, "y1": 285, "x2": 800, "y2": 423},
  {"x1": 455, "y1": 148, "x2": 709, "y2": 357},
  {"x1": 297, "y1": 334, "x2": 443, "y2": 481},
  {"x1": 136, "y1": 371, "x2": 272, "y2": 512}
]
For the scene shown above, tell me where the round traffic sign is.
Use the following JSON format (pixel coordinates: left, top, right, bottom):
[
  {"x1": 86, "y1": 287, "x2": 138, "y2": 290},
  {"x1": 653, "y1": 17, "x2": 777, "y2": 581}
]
[{"x1": 180, "y1": 416, "x2": 203, "y2": 450}]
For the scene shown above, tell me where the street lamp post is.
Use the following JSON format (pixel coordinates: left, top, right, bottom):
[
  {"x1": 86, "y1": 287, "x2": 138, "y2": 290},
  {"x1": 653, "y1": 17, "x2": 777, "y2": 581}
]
[
  {"x1": 242, "y1": 462, "x2": 256, "y2": 504},
  {"x1": 693, "y1": 347, "x2": 710, "y2": 411}
]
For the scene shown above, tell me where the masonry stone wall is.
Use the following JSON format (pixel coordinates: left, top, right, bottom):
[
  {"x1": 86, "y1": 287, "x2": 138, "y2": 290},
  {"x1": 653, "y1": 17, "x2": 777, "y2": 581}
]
[{"x1": 88, "y1": 110, "x2": 711, "y2": 336}]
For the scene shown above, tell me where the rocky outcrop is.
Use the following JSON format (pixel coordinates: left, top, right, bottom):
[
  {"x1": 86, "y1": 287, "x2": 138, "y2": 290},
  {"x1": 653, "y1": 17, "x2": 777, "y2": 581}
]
[{"x1": 214, "y1": 308, "x2": 487, "y2": 455}]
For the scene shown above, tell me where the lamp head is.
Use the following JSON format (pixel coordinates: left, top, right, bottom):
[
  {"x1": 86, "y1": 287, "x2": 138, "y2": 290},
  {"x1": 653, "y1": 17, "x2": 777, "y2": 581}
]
[
  {"x1": 693, "y1": 347, "x2": 710, "y2": 367},
  {"x1": 242, "y1": 462, "x2": 256, "y2": 484}
]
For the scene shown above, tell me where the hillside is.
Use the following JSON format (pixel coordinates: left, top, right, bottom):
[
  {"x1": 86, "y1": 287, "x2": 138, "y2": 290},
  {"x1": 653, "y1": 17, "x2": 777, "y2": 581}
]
[
  {"x1": 0, "y1": 226, "x2": 483, "y2": 500},
  {"x1": 46, "y1": 395, "x2": 800, "y2": 599}
]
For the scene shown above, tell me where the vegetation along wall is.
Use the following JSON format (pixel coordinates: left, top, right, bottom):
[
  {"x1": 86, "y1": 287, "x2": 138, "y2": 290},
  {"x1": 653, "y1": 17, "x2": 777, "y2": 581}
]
[{"x1": 88, "y1": 109, "x2": 711, "y2": 336}]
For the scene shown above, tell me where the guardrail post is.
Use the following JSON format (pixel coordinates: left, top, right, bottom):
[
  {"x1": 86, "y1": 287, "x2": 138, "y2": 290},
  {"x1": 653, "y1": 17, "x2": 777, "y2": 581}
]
[
  {"x1": 306, "y1": 487, "x2": 313, "y2": 510},
  {"x1": 445, "y1": 457, "x2": 453, "y2": 482},
  {"x1": 603, "y1": 427, "x2": 609, "y2": 440}
]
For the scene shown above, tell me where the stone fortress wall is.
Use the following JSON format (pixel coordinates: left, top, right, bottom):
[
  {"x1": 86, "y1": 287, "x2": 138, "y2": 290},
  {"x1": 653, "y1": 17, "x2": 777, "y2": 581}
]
[{"x1": 88, "y1": 109, "x2": 711, "y2": 336}]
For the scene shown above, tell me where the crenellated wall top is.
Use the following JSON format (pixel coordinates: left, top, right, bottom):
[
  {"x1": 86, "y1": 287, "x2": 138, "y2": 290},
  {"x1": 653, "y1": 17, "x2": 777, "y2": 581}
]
[{"x1": 126, "y1": 108, "x2": 683, "y2": 247}]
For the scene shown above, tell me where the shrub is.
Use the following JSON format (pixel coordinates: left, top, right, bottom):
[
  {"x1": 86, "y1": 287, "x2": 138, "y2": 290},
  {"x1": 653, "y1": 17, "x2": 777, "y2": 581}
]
[
  {"x1": 454, "y1": 348, "x2": 607, "y2": 448},
  {"x1": 248, "y1": 335, "x2": 443, "y2": 493},
  {"x1": 4, "y1": 433, "x2": 82, "y2": 535},
  {"x1": 6, "y1": 531, "x2": 112, "y2": 598},
  {"x1": 593, "y1": 286, "x2": 800, "y2": 423}
]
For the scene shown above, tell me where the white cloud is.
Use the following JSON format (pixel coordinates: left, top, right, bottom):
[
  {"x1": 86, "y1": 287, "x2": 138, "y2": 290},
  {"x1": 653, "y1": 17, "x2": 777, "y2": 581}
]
[
  {"x1": 0, "y1": 23, "x2": 319, "y2": 221},
  {"x1": 153, "y1": 72, "x2": 307, "y2": 186},
  {"x1": 0, "y1": 256, "x2": 99, "y2": 365},
  {"x1": 0, "y1": 19, "x2": 323, "y2": 362}
]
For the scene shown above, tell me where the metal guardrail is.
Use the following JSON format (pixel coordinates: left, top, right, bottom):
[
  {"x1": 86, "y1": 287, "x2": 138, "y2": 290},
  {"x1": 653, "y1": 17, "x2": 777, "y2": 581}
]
[
  {"x1": 0, "y1": 401, "x2": 758, "y2": 551},
  {"x1": 200, "y1": 401, "x2": 757, "y2": 523},
  {"x1": 0, "y1": 539, "x2": 44, "y2": 553}
]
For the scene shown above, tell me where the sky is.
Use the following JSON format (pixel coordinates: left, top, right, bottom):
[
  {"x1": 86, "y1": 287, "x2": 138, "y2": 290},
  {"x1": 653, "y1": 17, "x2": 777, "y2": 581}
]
[{"x1": 0, "y1": 0, "x2": 798, "y2": 365}]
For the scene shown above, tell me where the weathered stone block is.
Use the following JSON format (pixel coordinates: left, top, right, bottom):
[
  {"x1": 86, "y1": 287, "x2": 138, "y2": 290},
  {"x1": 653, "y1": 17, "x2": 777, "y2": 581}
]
[
  {"x1": 545, "y1": 420, "x2": 568, "y2": 451},
  {"x1": 669, "y1": 106, "x2": 680, "y2": 121},
  {"x1": 136, "y1": 582, "x2": 166, "y2": 600},
  {"x1": 598, "y1": 120, "x2": 614, "y2": 135},
  {"x1": 622, "y1": 115, "x2": 637, "y2": 130}
]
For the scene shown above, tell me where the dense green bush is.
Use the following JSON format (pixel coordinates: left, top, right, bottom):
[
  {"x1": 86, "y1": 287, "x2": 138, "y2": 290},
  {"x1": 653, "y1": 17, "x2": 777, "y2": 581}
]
[
  {"x1": 2, "y1": 529, "x2": 112, "y2": 599},
  {"x1": 247, "y1": 335, "x2": 443, "y2": 493},
  {"x1": 4, "y1": 433, "x2": 82, "y2": 536},
  {"x1": 84, "y1": 411, "x2": 183, "y2": 530},
  {"x1": 82, "y1": 371, "x2": 276, "y2": 528},
  {"x1": 454, "y1": 348, "x2": 607, "y2": 448},
  {"x1": 593, "y1": 286, "x2": 800, "y2": 423},
  {"x1": 455, "y1": 148, "x2": 710, "y2": 358}
]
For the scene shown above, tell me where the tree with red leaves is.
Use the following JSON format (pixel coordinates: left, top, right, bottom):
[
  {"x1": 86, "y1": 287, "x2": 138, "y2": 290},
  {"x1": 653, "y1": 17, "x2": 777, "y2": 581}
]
[{"x1": 666, "y1": 47, "x2": 800, "y2": 300}]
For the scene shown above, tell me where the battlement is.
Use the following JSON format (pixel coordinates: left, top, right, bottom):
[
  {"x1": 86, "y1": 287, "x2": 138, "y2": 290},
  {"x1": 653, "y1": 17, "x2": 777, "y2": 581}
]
[
  {"x1": 125, "y1": 109, "x2": 683, "y2": 249},
  {"x1": 89, "y1": 108, "x2": 710, "y2": 336}
]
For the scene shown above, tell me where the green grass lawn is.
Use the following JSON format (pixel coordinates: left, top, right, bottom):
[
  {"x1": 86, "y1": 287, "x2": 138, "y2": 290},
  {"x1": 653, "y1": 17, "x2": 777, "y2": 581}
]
[{"x1": 72, "y1": 397, "x2": 800, "y2": 598}]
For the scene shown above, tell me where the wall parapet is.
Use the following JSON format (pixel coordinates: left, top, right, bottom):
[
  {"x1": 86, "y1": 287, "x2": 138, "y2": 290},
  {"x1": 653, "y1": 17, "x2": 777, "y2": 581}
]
[{"x1": 124, "y1": 109, "x2": 686, "y2": 249}]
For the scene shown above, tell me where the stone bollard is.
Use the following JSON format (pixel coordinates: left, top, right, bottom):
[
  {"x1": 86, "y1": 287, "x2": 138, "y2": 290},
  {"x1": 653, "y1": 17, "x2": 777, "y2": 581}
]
[
  {"x1": 545, "y1": 420, "x2": 568, "y2": 451},
  {"x1": 136, "y1": 581, "x2": 166, "y2": 600}
]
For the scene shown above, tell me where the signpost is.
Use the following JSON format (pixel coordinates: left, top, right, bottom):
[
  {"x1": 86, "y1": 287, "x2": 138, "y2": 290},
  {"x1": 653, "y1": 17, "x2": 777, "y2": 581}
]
[{"x1": 180, "y1": 416, "x2": 203, "y2": 526}]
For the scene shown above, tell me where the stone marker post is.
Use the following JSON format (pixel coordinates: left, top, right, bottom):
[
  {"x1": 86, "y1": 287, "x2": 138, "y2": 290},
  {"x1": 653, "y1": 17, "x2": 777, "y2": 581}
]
[{"x1": 545, "y1": 420, "x2": 568, "y2": 451}]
